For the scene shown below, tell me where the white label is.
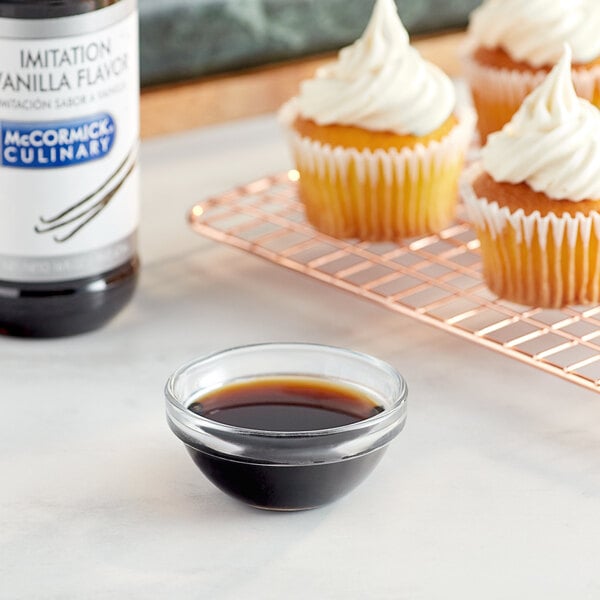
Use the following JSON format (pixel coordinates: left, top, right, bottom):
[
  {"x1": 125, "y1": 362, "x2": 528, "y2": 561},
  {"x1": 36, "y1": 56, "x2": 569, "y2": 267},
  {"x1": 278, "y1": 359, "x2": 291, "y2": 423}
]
[{"x1": 0, "y1": 5, "x2": 139, "y2": 282}]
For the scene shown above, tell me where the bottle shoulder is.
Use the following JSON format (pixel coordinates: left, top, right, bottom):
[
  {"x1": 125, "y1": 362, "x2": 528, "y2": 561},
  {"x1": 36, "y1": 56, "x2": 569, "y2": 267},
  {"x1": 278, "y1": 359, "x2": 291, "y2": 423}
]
[{"x1": 0, "y1": 1, "x2": 123, "y2": 19}]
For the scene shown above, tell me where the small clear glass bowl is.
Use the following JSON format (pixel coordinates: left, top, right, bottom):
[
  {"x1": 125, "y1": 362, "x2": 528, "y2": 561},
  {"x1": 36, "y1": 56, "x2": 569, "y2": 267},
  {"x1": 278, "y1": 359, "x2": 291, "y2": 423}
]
[{"x1": 165, "y1": 343, "x2": 408, "y2": 511}]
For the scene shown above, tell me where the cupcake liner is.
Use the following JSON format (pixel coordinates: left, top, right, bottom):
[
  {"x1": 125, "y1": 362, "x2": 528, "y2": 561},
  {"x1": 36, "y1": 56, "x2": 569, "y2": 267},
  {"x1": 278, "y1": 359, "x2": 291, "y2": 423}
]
[
  {"x1": 461, "y1": 163, "x2": 600, "y2": 307},
  {"x1": 462, "y1": 49, "x2": 600, "y2": 140},
  {"x1": 279, "y1": 100, "x2": 476, "y2": 240}
]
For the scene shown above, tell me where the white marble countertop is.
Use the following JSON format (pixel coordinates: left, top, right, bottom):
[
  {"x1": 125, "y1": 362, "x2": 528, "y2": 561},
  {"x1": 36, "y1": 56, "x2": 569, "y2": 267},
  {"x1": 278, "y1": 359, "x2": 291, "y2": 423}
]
[{"x1": 2, "y1": 115, "x2": 600, "y2": 600}]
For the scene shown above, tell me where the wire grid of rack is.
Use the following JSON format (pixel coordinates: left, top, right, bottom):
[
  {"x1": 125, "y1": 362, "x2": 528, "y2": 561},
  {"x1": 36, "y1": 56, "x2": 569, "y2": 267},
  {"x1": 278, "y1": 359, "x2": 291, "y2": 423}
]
[{"x1": 189, "y1": 171, "x2": 600, "y2": 394}]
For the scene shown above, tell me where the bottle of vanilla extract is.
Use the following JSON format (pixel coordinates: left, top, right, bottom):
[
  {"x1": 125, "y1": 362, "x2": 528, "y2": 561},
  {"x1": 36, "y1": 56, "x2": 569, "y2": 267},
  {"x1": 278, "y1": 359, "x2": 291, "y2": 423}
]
[{"x1": 0, "y1": 0, "x2": 139, "y2": 336}]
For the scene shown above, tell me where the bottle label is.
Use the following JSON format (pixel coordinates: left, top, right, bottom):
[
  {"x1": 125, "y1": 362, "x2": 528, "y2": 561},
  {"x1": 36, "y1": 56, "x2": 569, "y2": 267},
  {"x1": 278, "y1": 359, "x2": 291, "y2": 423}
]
[{"x1": 0, "y1": 0, "x2": 139, "y2": 282}]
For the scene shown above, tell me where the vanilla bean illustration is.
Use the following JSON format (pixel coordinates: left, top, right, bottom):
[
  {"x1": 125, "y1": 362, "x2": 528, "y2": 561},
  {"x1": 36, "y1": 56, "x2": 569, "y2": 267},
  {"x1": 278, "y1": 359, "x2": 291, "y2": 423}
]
[
  {"x1": 35, "y1": 147, "x2": 137, "y2": 242},
  {"x1": 54, "y1": 195, "x2": 114, "y2": 243},
  {"x1": 38, "y1": 149, "x2": 133, "y2": 225},
  {"x1": 36, "y1": 160, "x2": 135, "y2": 242}
]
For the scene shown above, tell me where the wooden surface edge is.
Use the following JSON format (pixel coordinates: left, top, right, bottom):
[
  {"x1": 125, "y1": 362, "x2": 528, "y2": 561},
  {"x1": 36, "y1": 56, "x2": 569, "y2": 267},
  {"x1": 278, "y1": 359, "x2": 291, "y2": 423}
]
[{"x1": 140, "y1": 31, "x2": 466, "y2": 139}]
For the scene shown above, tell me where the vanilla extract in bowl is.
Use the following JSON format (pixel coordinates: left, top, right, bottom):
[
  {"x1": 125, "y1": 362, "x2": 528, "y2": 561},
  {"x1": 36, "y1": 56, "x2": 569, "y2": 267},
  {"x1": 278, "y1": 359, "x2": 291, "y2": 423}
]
[
  {"x1": 165, "y1": 344, "x2": 408, "y2": 511},
  {"x1": 185, "y1": 378, "x2": 387, "y2": 510},
  {"x1": 188, "y1": 378, "x2": 385, "y2": 431}
]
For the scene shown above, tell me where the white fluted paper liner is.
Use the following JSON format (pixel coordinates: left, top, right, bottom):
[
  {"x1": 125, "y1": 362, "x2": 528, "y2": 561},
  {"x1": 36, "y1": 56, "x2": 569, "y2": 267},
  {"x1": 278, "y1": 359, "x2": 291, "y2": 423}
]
[
  {"x1": 462, "y1": 163, "x2": 600, "y2": 250},
  {"x1": 461, "y1": 162, "x2": 600, "y2": 307},
  {"x1": 462, "y1": 46, "x2": 600, "y2": 138},
  {"x1": 279, "y1": 99, "x2": 476, "y2": 239}
]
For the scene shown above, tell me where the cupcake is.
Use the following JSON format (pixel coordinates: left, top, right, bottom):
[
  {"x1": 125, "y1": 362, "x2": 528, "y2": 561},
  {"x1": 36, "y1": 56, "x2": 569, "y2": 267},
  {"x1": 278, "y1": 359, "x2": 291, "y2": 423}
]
[
  {"x1": 462, "y1": 46, "x2": 600, "y2": 309},
  {"x1": 279, "y1": 0, "x2": 474, "y2": 241},
  {"x1": 464, "y1": 0, "x2": 600, "y2": 141}
]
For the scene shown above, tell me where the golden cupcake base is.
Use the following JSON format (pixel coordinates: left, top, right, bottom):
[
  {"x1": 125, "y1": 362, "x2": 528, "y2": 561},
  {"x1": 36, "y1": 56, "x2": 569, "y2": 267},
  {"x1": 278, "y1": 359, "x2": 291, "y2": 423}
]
[
  {"x1": 280, "y1": 101, "x2": 475, "y2": 241},
  {"x1": 476, "y1": 225, "x2": 600, "y2": 309},
  {"x1": 463, "y1": 166, "x2": 600, "y2": 308},
  {"x1": 297, "y1": 153, "x2": 464, "y2": 240}
]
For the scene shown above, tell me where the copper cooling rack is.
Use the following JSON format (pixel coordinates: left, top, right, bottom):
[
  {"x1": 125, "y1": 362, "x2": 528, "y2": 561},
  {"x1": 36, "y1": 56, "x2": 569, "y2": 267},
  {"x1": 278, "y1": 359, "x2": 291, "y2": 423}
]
[{"x1": 189, "y1": 171, "x2": 600, "y2": 394}]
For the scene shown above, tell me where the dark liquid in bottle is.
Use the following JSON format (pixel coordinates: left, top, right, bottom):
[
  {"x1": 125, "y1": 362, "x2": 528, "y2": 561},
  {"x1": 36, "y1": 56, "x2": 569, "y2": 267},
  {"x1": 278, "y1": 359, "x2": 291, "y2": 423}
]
[
  {"x1": 0, "y1": 258, "x2": 138, "y2": 338},
  {"x1": 185, "y1": 378, "x2": 386, "y2": 510}
]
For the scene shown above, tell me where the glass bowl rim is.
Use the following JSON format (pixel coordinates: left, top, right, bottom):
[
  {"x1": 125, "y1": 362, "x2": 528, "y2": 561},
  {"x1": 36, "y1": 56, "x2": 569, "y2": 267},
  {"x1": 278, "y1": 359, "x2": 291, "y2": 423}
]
[{"x1": 165, "y1": 342, "x2": 408, "y2": 439}]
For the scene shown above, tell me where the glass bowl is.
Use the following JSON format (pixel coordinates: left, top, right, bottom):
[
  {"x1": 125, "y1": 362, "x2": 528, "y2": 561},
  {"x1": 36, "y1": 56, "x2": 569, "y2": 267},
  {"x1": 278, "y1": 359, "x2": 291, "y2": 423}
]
[{"x1": 165, "y1": 343, "x2": 408, "y2": 511}]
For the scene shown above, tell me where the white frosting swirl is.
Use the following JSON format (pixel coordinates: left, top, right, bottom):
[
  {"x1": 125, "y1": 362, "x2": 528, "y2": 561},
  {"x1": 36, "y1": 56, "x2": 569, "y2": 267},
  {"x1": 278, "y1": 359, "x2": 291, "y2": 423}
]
[
  {"x1": 469, "y1": 0, "x2": 600, "y2": 68},
  {"x1": 296, "y1": 0, "x2": 455, "y2": 136},
  {"x1": 482, "y1": 46, "x2": 600, "y2": 202}
]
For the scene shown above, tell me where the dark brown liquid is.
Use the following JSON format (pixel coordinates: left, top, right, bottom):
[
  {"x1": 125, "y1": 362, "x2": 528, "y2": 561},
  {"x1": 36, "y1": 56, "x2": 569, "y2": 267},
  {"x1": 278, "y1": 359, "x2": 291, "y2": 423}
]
[
  {"x1": 185, "y1": 378, "x2": 385, "y2": 510},
  {"x1": 0, "y1": 258, "x2": 138, "y2": 338},
  {"x1": 188, "y1": 378, "x2": 383, "y2": 431}
]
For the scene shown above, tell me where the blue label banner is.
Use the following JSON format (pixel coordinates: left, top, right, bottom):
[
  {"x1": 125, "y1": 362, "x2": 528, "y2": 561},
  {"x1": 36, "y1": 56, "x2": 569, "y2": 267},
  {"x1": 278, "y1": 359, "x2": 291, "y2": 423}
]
[{"x1": 0, "y1": 113, "x2": 115, "y2": 169}]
